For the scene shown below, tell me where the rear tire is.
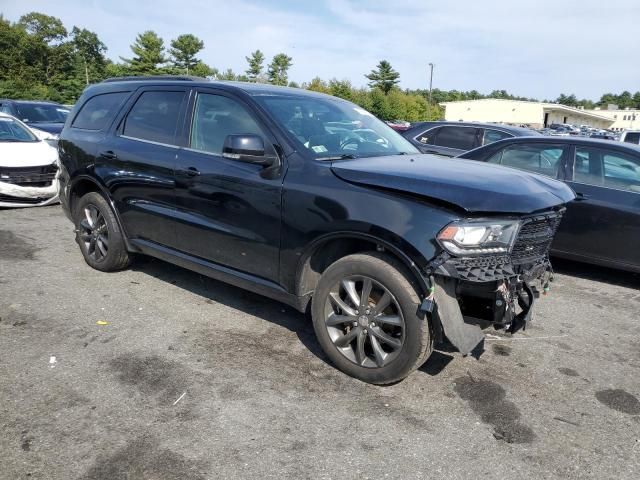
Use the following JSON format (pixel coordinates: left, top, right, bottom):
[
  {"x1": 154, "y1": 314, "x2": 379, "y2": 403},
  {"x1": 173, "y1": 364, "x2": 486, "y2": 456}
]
[
  {"x1": 74, "y1": 192, "x2": 131, "y2": 272},
  {"x1": 311, "y1": 252, "x2": 432, "y2": 385}
]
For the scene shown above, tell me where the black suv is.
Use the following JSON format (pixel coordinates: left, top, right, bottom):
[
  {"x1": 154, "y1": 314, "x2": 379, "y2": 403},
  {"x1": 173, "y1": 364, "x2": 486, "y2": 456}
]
[{"x1": 58, "y1": 77, "x2": 574, "y2": 384}]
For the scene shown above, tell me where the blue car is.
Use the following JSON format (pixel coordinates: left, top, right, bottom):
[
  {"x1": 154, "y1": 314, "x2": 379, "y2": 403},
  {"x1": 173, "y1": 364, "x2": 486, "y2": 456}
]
[{"x1": 0, "y1": 99, "x2": 70, "y2": 136}]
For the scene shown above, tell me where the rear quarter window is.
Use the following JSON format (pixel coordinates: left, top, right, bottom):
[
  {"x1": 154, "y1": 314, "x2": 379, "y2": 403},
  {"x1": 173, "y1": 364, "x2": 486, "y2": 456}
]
[{"x1": 72, "y1": 92, "x2": 130, "y2": 130}]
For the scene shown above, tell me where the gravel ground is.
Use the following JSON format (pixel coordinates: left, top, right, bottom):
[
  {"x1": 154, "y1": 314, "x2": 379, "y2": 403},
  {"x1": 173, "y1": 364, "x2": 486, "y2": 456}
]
[{"x1": 1, "y1": 205, "x2": 639, "y2": 480}]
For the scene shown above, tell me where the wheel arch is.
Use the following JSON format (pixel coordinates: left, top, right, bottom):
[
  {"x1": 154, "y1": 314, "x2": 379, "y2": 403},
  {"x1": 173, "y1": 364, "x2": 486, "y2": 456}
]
[
  {"x1": 295, "y1": 231, "x2": 430, "y2": 305},
  {"x1": 68, "y1": 175, "x2": 134, "y2": 251}
]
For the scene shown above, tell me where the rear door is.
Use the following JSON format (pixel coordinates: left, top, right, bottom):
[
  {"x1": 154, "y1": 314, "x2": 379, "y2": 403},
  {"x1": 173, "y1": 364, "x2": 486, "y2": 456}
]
[
  {"x1": 106, "y1": 86, "x2": 188, "y2": 249},
  {"x1": 173, "y1": 88, "x2": 283, "y2": 283},
  {"x1": 559, "y1": 145, "x2": 640, "y2": 268}
]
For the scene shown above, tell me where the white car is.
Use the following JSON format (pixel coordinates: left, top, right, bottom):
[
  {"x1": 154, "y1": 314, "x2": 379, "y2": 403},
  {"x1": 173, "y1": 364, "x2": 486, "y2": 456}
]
[{"x1": 0, "y1": 112, "x2": 60, "y2": 208}]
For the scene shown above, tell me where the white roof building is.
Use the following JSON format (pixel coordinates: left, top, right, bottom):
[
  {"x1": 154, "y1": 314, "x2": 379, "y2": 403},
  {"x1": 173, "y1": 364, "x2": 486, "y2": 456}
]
[
  {"x1": 440, "y1": 99, "x2": 614, "y2": 130},
  {"x1": 587, "y1": 107, "x2": 639, "y2": 131}
]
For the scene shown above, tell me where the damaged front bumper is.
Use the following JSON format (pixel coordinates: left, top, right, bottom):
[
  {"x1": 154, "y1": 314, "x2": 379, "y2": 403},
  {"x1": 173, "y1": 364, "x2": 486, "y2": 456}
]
[
  {"x1": 0, "y1": 163, "x2": 60, "y2": 208},
  {"x1": 421, "y1": 211, "x2": 561, "y2": 355}
]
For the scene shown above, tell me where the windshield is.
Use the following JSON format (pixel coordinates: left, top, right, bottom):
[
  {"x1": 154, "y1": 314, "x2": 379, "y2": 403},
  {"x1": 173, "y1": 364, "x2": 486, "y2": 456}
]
[
  {"x1": 254, "y1": 94, "x2": 419, "y2": 158},
  {"x1": 14, "y1": 103, "x2": 70, "y2": 124},
  {"x1": 0, "y1": 117, "x2": 38, "y2": 142}
]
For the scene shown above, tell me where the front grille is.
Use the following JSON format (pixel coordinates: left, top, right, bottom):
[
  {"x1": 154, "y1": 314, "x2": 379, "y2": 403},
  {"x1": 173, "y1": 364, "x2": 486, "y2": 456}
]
[
  {"x1": 0, "y1": 164, "x2": 57, "y2": 187},
  {"x1": 0, "y1": 193, "x2": 48, "y2": 204},
  {"x1": 511, "y1": 212, "x2": 563, "y2": 265}
]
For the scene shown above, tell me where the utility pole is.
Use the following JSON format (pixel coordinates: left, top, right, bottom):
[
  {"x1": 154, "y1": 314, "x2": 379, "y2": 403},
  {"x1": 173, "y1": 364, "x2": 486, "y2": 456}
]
[{"x1": 428, "y1": 63, "x2": 435, "y2": 119}]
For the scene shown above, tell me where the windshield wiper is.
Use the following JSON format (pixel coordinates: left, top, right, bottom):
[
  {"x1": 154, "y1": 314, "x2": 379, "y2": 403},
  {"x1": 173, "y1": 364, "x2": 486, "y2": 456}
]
[{"x1": 316, "y1": 153, "x2": 358, "y2": 161}]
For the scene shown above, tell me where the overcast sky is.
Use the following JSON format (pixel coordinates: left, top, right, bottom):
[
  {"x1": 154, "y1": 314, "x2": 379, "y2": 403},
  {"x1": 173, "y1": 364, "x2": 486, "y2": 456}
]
[{"x1": 3, "y1": 0, "x2": 638, "y2": 100}]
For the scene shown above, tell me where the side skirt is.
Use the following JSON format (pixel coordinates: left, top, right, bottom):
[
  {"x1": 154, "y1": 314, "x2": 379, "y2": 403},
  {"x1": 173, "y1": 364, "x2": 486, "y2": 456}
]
[{"x1": 130, "y1": 238, "x2": 309, "y2": 312}]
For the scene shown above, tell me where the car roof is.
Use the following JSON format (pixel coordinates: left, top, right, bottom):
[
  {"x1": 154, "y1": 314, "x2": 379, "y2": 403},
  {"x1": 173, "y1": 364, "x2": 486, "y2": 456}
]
[
  {"x1": 468, "y1": 135, "x2": 640, "y2": 154},
  {"x1": 0, "y1": 99, "x2": 62, "y2": 105},
  {"x1": 404, "y1": 121, "x2": 539, "y2": 137},
  {"x1": 84, "y1": 77, "x2": 339, "y2": 101}
]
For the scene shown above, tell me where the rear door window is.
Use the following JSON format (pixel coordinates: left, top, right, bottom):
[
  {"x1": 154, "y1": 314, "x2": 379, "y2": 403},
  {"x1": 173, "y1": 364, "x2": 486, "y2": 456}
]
[
  {"x1": 415, "y1": 127, "x2": 440, "y2": 145},
  {"x1": 574, "y1": 146, "x2": 640, "y2": 192},
  {"x1": 482, "y1": 128, "x2": 512, "y2": 145},
  {"x1": 488, "y1": 143, "x2": 565, "y2": 177},
  {"x1": 122, "y1": 91, "x2": 186, "y2": 145},
  {"x1": 72, "y1": 92, "x2": 129, "y2": 130},
  {"x1": 433, "y1": 126, "x2": 477, "y2": 150}
]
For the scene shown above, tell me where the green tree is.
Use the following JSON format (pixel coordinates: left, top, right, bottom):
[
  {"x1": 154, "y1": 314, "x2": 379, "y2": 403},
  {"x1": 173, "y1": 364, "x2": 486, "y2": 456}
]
[
  {"x1": 18, "y1": 12, "x2": 67, "y2": 44},
  {"x1": 121, "y1": 30, "x2": 167, "y2": 74},
  {"x1": 556, "y1": 93, "x2": 578, "y2": 107},
  {"x1": 365, "y1": 60, "x2": 399, "y2": 94},
  {"x1": 245, "y1": 49, "x2": 265, "y2": 82},
  {"x1": 268, "y1": 53, "x2": 293, "y2": 86},
  {"x1": 190, "y1": 62, "x2": 217, "y2": 78},
  {"x1": 305, "y1": 77, "x2": 329, "y2": 94},
  {"x1": 71, "y1": 27, "x2": 107, "y2": 84},
  {"x1": 328, "y1": 79, "x2": 353, "y2": 100},
  {"x1": 169, "y1": 34, "x2": 204, "y2": 74}
]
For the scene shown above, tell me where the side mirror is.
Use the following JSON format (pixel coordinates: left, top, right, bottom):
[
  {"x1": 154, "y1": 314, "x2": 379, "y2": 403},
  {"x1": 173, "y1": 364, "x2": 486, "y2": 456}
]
[{"x1": 222, "y1": 134, "x2": 276, "y2": 167}]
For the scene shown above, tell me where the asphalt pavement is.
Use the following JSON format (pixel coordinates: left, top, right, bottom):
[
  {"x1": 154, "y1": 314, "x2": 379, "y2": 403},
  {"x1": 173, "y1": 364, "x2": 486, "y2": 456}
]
[{"x1": 1, "y1": 205, "x2": 639, "y2": 479}]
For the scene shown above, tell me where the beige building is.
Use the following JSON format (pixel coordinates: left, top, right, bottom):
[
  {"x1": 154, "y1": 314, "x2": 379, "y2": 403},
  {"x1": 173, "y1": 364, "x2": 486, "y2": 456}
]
[
  {"x1": 441, "y1": 99, "x2": 614, "y2": 130},
  {"x1": 587, "y1": 107, "x2": 639, "y2": 131}
]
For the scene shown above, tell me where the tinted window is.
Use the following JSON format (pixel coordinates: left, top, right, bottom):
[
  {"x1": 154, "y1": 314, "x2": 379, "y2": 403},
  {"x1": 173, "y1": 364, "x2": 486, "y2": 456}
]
[
  {"x1": 190, "y1": 94, "x2": 266, "y2": 155},
  {"x1": 123, "y1": 91, "x2": 185, "y2": 144},
  {"x1": 574, "y1": 146, "x2": 640, "y2": 192},
  {"x1": 0, "y1": 104, "x2": 13, "y2": 115},
  {"x1": 415, "y1": 127, "x2": 439, "y2": 145},
  {"x1": 482, "y1": 129, "x2": 512, "y2": 145},
  {"x1": 434, "y1": 126, "x2": 477, "y2": 150},
  {"x1": 15, "y1": 103, "x2": 69, "y2": 123},
  {"x1": 72, "y1": 92, "x2": 129, "y2": 130},
  {"x1": 488, "y1": 143, "x2": 564, "y2": 177},
  {"x1": 623, "y1": 132, "x2": 640, "y2": 145}
]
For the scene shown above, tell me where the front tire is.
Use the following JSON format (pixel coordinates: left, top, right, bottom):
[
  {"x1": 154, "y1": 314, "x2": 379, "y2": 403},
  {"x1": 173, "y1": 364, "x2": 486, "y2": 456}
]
[
  {"x1": 74, "y1": 192, "x2": 131, "y2": 272},
  {"x1": 311, "y1": 252, "x2": 432, "y2": 384}
]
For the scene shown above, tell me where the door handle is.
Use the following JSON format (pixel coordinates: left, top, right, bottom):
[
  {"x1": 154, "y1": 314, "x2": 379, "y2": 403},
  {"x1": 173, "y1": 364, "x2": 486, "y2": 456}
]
[
  {"x1": 575, "y1": 192, "x2": 590, "y2": 201},
  {"x1": 99, "y1": 150, "x2": 118, "y2": 160},
  {"x1": 177, "y1": 167, "x2": 201, "y2": 177}
]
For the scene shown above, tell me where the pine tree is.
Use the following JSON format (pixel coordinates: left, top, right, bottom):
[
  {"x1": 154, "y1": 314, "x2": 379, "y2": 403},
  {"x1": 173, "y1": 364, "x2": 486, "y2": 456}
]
[
  {"x1": 121, "y1": 31, "x2": 167, "y2": 75},
  {"x1": 267, "y1": 53, "x2": 293, "y2": 86},
  {"x1": 245, "y1": 50, "x2": 265, "y2": 82},
  {"x1": 169, "y1": 34, "x2": 204, "y2": 74},
  {"x1": 365, "y1": 60, "x2": 400, "y2": 95}
]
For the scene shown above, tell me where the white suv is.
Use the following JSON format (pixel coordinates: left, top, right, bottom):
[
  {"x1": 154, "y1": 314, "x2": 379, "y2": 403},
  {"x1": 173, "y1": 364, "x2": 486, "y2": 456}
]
[{"x1": 620, "y1": 130, "x2": 640, "y2": 145}]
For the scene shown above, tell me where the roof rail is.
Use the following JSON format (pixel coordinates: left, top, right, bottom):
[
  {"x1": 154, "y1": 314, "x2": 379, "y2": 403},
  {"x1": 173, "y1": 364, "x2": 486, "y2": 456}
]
[{"x1": 101, "y1": 75, "x2": 207, "y2": 83}]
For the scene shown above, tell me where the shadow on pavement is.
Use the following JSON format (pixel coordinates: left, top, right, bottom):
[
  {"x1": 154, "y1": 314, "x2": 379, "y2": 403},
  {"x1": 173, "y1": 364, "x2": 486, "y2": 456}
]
[
  {"x1": 551, "y1": 257, "x2": 640, "y2": 290},
  {"x1": 131, "y1": 256, "x2": 331, "y2": 367},
  {"x1": 131, "y1": 256, "x2": 457, "y2": 380}
]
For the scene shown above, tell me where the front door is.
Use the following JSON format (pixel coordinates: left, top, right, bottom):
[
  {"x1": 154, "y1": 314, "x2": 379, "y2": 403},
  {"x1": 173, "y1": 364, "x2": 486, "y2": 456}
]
[
  {"x1": 173, "y1": 90, "x2": 283, "y2": 283},
  {"x1": 558, "y1": 145, "x2": 640, "y2": 268}
]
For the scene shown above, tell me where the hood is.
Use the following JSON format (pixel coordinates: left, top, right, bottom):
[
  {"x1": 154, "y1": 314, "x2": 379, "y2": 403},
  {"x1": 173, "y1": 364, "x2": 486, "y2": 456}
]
[
  {"x1": 330, "y1": 154, "x2": 576, "y2": 214},
  {"x1": 0, "y1": 140, "x2": 58, "y2": 168},
  {"x1": 25, "y1": 122, "x2": 63, "y2": 134}
]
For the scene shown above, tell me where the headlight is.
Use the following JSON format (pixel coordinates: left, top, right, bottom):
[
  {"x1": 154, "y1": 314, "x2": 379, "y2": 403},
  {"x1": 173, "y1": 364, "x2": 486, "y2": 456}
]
[{"x1": 437, "y1": 220, "x2": 520, "y2": 255}]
